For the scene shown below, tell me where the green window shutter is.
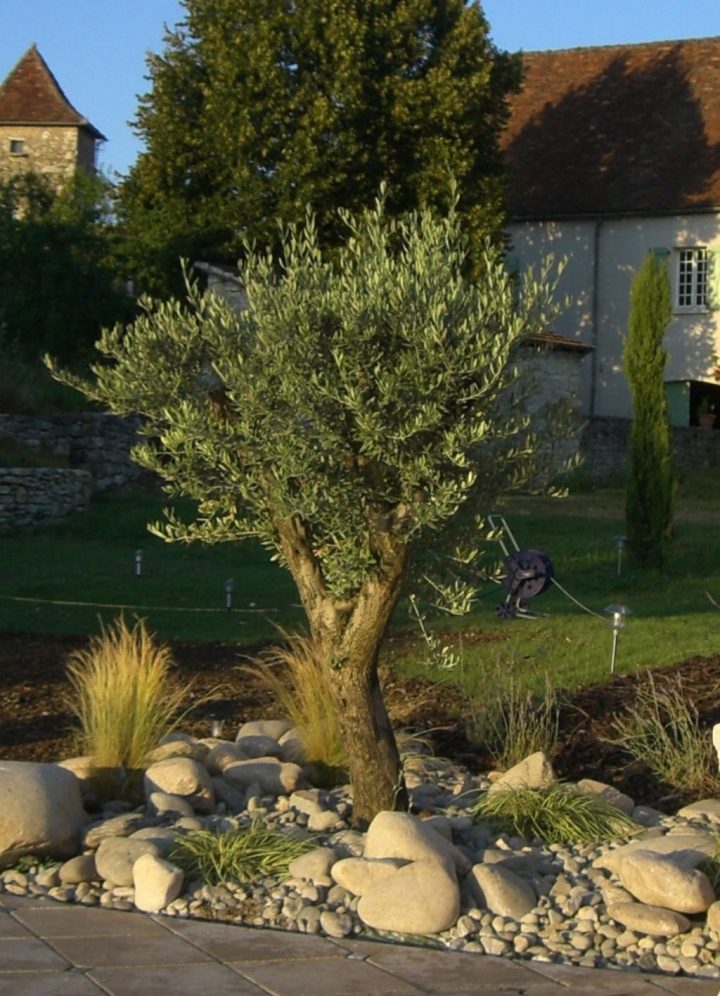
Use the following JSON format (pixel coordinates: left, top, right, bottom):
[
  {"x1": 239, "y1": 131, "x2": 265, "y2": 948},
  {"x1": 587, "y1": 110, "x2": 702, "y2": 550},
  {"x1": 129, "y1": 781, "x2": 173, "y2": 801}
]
[
  {"x1": 707, "y1": 247, "x2": 720, "y2": 310},
  {"x1": 651, "y1": 247, "x2": 670, "y2": 260}
]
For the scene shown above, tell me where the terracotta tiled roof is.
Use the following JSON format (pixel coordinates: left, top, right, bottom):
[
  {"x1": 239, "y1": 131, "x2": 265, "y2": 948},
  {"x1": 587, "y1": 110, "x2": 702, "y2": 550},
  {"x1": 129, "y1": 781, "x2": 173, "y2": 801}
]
[
  {"x1": 502, "y1": 36, "x2": 720, "y2": 219},
  {"x1": 0, "y1": 44, "x2": 105, "y2": 140}
]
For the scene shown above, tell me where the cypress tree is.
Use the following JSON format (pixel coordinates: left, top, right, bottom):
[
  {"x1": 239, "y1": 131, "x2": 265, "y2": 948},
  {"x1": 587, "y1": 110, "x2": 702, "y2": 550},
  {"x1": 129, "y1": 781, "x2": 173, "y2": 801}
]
[{"x1": 624, "y1": 251, "x2": 674, "y2": 567}]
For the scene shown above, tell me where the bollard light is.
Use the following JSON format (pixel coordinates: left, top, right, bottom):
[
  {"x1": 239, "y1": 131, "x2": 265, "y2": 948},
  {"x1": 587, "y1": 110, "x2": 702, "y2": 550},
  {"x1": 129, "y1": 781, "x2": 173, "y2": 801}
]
[
  {"x1": 224, "y1": 577, "x2": 235, "y2": 611},
  {"x1": 134, "y1": 548, "x2": 143, "y2": 577},
  {"x1": 604, "y1": 603, "x2": 630, "y2": 674},
  {"x1": 614, "y1": 534, "x2": 627, "y2": 577},
  {"x1": 209, "y1": 718, "x2": 225, "y2": 738}
]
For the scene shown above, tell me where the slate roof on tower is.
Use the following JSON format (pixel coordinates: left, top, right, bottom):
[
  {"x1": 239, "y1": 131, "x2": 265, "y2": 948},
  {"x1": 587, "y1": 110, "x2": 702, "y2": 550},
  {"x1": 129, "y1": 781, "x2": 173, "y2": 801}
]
[
  {"x1": 0, "y1": 44, "x2": 105, "y2": 140},
  {"x1": 502, "y1": 36, "x2": 720, "y2": 219}
]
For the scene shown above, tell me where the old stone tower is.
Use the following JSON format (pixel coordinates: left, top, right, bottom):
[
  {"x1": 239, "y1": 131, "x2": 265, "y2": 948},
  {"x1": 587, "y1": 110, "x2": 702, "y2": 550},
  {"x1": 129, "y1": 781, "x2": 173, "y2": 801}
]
[{"x1": 0, "y1": 44, "x2": 105, "y2": 183}]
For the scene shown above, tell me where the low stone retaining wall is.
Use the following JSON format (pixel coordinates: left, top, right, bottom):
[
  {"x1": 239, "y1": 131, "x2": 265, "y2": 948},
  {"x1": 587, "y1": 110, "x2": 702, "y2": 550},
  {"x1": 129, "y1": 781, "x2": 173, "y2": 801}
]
[
  {"x1": 580, "y1": 417, "x2": 720, "y2": 481},
  {"x1": 0, "y1": 468, "x2": 93, "y2": 531},
  {"x1": 0, "y1": 412, "x2": 142, "y2": 493}
]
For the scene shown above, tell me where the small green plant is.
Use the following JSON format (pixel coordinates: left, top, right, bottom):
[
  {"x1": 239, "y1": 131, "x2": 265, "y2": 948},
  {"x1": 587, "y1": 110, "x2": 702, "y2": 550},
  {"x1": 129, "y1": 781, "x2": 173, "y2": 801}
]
[
  {"x1": 249, "y1": 631, "x2": 346, "y2": 780},
  {"x1": 698, "y1": 832, "x2": 720, "y2": 892},
  {"x1": 65, "y1": 616, "x2": 196, "y2": 773},
  {"x1": 611, "y1": 673, "x2": 720, "y2": 799},
  {"x1": 11, "y1": 854, "x2": 59, "y2": 873},
  {"x1": 169, "y1": 821, "x2": 314, "y2": 885},
  {"x1": 471, "y1": 784, "x2": 640, "y2": 846},
  {"x1": 467, "y1": 666, "x2": 559, "y2": 770}
]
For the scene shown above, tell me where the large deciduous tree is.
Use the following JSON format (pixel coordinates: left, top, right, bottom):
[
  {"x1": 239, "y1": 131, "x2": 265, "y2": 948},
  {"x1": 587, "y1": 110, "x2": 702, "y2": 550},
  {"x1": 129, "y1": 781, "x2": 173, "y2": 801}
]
[
  {"x1": 624, "y1": 251, "x2": 674, "y2": 568},
  {"x1": 118, "y1": 0, "x2": 520, "y2": 294},
  {"x1": 50, "y1": 197, "x2": 573, "y2": 826}
]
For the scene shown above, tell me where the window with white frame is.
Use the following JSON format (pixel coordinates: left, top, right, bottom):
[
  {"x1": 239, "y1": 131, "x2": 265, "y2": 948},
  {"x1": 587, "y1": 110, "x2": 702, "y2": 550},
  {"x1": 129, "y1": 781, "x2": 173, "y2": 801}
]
[{"x1": 677, "y1": 247, "x2": 708, "y2": 309}]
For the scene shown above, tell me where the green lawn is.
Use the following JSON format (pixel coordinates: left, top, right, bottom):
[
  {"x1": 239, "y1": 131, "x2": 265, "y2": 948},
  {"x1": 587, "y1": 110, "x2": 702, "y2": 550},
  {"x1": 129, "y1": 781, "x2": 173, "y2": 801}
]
[
  {"x1": 1, "y1": 477, "x2": 719, "y2": 699},
  {"x1": 391, "y1": 474, "x2": 720, "y2": 696},
  {"x1": 0, "y1": 490, "x2": 302, "y2": 643}
]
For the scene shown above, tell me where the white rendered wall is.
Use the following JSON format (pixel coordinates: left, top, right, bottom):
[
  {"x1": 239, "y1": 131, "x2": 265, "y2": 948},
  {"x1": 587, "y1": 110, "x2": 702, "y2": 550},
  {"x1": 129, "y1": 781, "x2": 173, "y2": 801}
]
[{"x1": 508, "y1": 213, "x2": 720, "y2": 417}]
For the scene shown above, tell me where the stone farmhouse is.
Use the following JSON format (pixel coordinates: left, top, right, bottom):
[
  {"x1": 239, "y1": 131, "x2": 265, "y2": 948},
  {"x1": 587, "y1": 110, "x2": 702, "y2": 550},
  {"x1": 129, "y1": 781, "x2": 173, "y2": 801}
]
[
  {"x1": 503, "y1": 36, "x2": 720, "y2": 427},
  {"x1": 0, "y1": 44, "x2": 105, "y2": 184}
]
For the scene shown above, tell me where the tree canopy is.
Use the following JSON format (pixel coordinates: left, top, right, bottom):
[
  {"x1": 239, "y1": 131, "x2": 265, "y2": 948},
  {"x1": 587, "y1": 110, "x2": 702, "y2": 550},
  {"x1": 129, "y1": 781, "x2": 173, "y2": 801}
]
[
  {"x1": 51, "y1": 197, "x2": 573, "y2": 823},
  {"x1": 118, "y1": 0, "x2": 520, "y2": 294}
]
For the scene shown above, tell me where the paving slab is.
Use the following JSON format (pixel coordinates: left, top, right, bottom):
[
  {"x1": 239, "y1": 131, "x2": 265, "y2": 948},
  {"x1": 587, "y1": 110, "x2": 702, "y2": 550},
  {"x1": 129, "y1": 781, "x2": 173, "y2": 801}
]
[
  {"x1": 87, "y1": 962, "x2": 267, "y2": 995},
  {"x1": 0, "y1": 971, "x2": 105, "y2": 995},
  {"x1": 234, "y1": 953, "x2": 423, "y2": 994},
  {"x1": 528, "y1": 960, "x2": 720, "y2": 994},
  {"x1": 159, "y1": 917, "x2": 347, "y2": 962},
  {"x1": 41, "y1": 931, "x2": 216, "y2": 970},
  {"x1": 0, "y1": 936, "x2": 71, "y2": 972},
  {"x1": 360, "y1": 944, "x2": 571, "y2": 992},
  {"x1": 13, "y1": 905, "x2": 173, "y2": 939}
]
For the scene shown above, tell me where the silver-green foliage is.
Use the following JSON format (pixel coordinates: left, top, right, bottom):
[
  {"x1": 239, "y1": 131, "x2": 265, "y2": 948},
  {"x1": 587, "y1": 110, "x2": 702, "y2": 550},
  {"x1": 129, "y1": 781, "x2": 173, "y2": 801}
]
[
  {"x1": 471, "y1": 784, "x2": 640, "y2": 846},
  {"x1": 168, "y1": 823, "x2": 315, "y2": 886},
  {"x1": 49, "y1": 194, "x2": 572, "y2": 600}
]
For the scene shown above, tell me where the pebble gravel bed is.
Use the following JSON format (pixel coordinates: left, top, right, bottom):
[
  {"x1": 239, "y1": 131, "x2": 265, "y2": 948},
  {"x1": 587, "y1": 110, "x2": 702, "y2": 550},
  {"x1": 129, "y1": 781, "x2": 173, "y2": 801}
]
[{"x1": 2, "y1": 753, "x2": 720, "y2": 983}]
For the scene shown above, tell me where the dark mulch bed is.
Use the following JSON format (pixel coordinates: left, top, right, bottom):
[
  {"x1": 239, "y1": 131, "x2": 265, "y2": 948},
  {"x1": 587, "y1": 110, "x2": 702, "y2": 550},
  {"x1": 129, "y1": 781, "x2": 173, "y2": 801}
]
[{"x1": 1, "y1": 631, "x2": 719, "y2": 812}]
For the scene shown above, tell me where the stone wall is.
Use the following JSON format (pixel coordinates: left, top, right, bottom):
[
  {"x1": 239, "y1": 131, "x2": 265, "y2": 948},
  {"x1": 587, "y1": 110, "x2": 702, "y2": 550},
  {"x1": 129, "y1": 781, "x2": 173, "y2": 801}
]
[
  {"x1": 0, "y1": 412, "x2": 143, "y2": 493},
  {"x1": 0, "y1": 123, "x2": 86, "y2": 184},
  {"x1": 580, "y1": 417, "x2": 720, "y2": 481},
  {"x1": 0, "y1": 468, "x2": 93, "y2": 531}
]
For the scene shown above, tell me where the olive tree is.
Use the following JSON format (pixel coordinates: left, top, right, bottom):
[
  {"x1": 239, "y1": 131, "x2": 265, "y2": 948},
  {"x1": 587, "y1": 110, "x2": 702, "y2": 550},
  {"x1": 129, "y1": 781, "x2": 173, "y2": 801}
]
[{"x1": 50, "y1": 197, "x2": 573, "y2": 826}]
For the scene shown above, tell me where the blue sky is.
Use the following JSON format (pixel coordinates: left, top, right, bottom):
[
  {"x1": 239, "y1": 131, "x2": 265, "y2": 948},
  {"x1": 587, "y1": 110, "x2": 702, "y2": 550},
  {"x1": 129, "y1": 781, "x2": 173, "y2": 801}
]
[{"x1": 2, "y1": 0, "x2": 720, "y2": 178}]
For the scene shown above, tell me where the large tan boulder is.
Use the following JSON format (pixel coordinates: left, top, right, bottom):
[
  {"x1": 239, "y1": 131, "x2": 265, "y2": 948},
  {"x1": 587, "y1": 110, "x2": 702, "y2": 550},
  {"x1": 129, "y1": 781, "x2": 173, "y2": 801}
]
[
  {"x1": 331, "y1": 856, "x2": 406, "y2": 896},
  {"x1": 607, "y1": 849, "x2": 715, "y2": 914},
  {"x1": 222, "y1": 757, "x2": 304, "y2": 796},
  {"x1": 132, "y1": 853, "x2": 184, "y2": 913},
  {"x1": 0, "y1": 761, "x2": 86, "y2": 868},
  {"x1": 236, "y1": 719, "x2": 292, "y2": 741},
  {"x1": 607, "y1": 901, "x2": 691, "y2": 937},
  {"x1": 357, "y1": 858, "x2": 460, "y2": 934},
  {"x1": 95, "y1": 836, "x2": 162, "y2": 887},
  {"x1": 488, "y1": 752, "x2": 557, "y2": 794},
  {"x1": 594, "y1": 831, "x2": 716, "y2": 872},
  {"x1": 363, "y1": 811, "x2": 470, "y2": 876},
  {"x1": 576, "y1": 778, "x2": 634, "y2": 816},
  {"x1": 467, "y1": 863, "x2": 537, "y2": 919},
  {"x1": 143, "y1": 757, "x2": 214, "y2": 813}
]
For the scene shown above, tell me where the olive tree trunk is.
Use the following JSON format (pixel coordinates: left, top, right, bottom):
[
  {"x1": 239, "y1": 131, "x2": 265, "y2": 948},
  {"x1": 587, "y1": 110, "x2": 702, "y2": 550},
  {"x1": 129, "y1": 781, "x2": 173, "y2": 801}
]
[{"x1": 279, "y1": 517, "x2": 409, "y2": 827}]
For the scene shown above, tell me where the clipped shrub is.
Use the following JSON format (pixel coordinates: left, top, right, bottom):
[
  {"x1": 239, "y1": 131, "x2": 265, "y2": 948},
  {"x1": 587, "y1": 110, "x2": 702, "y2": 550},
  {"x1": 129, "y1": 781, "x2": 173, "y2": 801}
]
[
  {"x1": 169, "y1": 821, "x2": 314, "y2": 886},
  {"x1": 65, "y1": 616, "x2": 195, "y2": 775},
  {"x1": 611, "y1": 673, "x2": 720, "y2": 799},
  {"x1": 471, "y1": 784, "x2": 640, "y2": 846}
]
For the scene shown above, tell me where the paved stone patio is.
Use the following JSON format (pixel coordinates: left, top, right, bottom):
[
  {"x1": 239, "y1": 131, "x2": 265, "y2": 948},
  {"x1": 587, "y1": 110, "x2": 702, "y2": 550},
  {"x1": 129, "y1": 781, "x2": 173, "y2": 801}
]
[{"x1": 1, "y1": 892, "x2": 718, "y2": 995}]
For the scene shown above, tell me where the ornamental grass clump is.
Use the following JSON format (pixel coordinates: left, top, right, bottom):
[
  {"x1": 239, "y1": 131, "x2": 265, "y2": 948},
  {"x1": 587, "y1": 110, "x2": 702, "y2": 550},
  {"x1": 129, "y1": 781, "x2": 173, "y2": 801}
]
[
  {"x1": 65, "y1": 616, "x2": 194, "y2": 772},
  {"x1": 169, "y1": 822, "x2": 314, "y2": 886},
  {"x1": 469, "y1": 669, "x2": 559, "y2": 771},
  {"x1": 611, "y1": 673, "x2": 720, "y2": 799},
  {"x1": 471, "y1": 784, "x2": 640, "y2": 846},
  {"x1": 249, "y1": 631, "x2": 346, "y2": 781}
]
